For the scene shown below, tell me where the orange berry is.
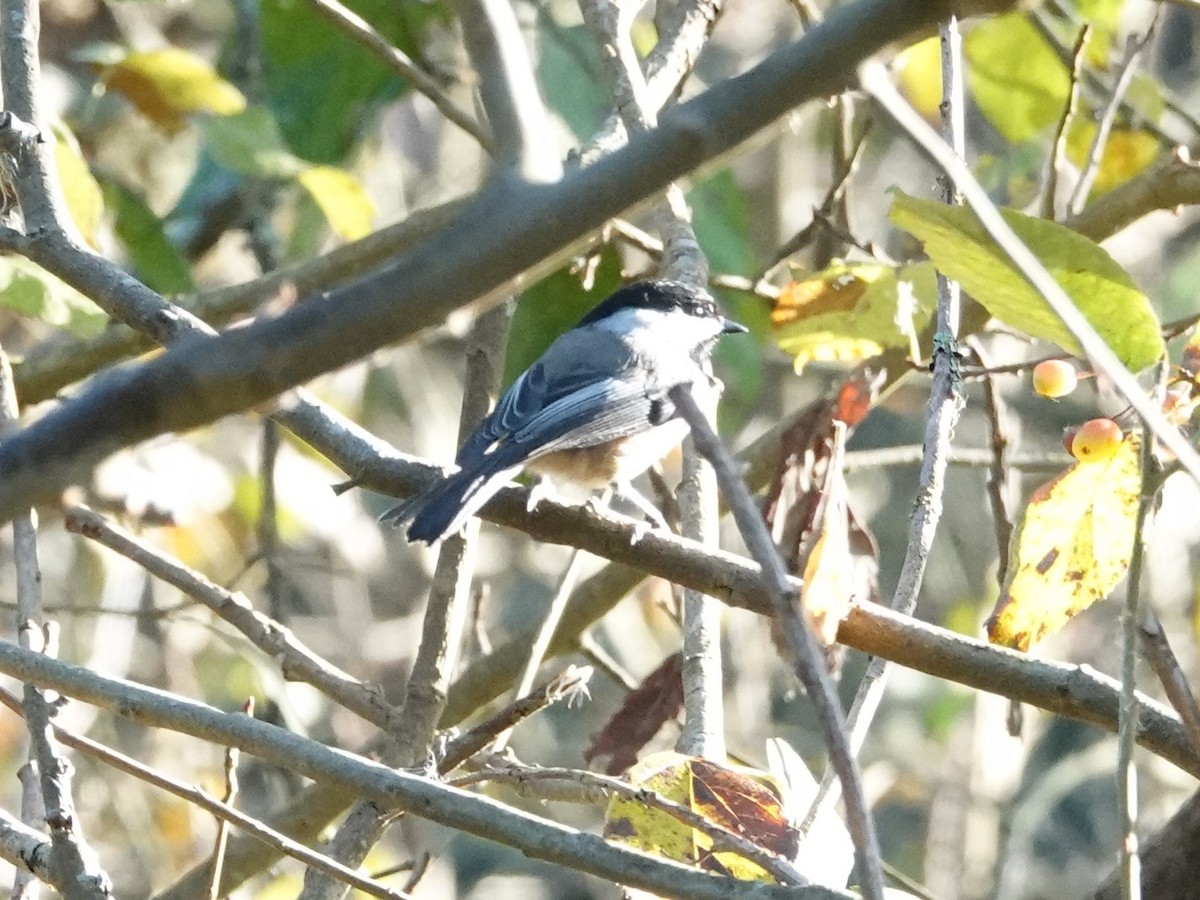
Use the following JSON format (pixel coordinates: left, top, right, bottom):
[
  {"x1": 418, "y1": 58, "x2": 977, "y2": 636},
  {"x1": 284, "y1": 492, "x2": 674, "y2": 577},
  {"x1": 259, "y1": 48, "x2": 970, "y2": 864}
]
[
  {"x1": 1032, "y1": 359, "x2": 1078, "y2": 398},
  {"x1": 1070, "y1": 418, "x2": 1122, "y2": 461}
]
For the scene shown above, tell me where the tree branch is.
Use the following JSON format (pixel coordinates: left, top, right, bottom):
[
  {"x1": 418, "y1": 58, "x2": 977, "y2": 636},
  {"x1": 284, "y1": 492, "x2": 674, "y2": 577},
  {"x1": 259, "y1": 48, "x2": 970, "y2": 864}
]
[
  {"x1": 0, "y1": 0, "x2": 1007, "y2": 522},
  {"x1": 668, "y1": 386, "x2": 884, "y2": 900},
  {"x1": 303, "y1": 0, "x2": 492, "y2": 149},
  {"x1": 0, "y1": 640, "x2": 854, "y2": 900}
]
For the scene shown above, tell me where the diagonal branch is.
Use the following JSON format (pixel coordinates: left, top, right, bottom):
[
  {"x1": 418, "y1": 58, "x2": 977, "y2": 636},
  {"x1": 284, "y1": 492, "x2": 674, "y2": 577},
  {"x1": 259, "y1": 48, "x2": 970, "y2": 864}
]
[
  {"x1": 0, "y1": 0, "x2": 1006, "y2": 523},
  {"x1": 668, "y1": 386, "x2": 885, "y2": 900}
]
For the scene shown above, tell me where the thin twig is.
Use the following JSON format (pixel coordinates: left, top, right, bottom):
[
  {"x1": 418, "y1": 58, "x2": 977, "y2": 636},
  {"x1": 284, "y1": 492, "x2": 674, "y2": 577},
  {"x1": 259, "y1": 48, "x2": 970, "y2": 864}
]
[
  {"x1": 1138, "y1": 608, "x2": 1200, "y2": 756},
  {"x1": 1041, "y1": 24, "x2": 1090, "y2": 220},
  {"x1": 459, "y1": 0, "x2": 559, "y2": 179},
  {"x1": 966, "y1": 337, "x2": 1014, "y2": 579},
  {"x1": 860, "y1": 59, "x2": 1200, "y2": 492},
  {"x1": 1116, "y1": 423, "x2": 1156, "y2": 900},
  {"x1": 0, "y1": 31, "x2": 112, "y2": 877},
  {"x1": 62, "y1": 505, "x2": 401, "y2": 732},
  {"x1": 668, "y1": 385, "x2": 885, "y2": 900},
  {"x1": 257, "y1": 418, "x2": 286, "y2": 619},
  {"x1": 805, "y1": 18, "x2": 969, "y2": 844},
  {"x1": 579, "y1": 0, "x2": 722, "y2": 760},
  {"x1": 1069, "y1": 24, "x2": 1156, "y2": 215},
  {"x1": 495, "y1": 545, "x2": 591, "y2": 753},
  {"x1": 302, "y1": 0, "x2": 493, "y2": 149},
  {"x1": 844, "y1": 445, "x2": 1065, "y2": 472},
  {"x1": 208, "y1": 698, "x2": 252, "y2": 900},
  {"x1": 760, "y1": 122, "x2": 872, "y2": 277},
  {"x1": 0, "y1": 639, "x2": 861, "y2": 900},
  {"x1": 301, "y1": 307, "x2": 510, "y2": 900},
  {"x1": 0, "y1": 688, "x2": 411, "y2": 900},
  {"x1": 454, "y1": 760, "x2": 808, "y2": 886},
  {"x1": 439, "y1": 665, "x2": 594, "y2": 772}
]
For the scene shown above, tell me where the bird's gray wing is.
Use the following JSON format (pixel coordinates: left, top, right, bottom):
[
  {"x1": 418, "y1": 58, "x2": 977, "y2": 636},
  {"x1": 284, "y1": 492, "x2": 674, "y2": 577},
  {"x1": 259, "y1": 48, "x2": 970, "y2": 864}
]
[
  {"x1": 456, "y1": 329, "x2": 650, "y2": 466},
  {"x1": 508, "y1": 375, "x2": 680, "y2": 457}
]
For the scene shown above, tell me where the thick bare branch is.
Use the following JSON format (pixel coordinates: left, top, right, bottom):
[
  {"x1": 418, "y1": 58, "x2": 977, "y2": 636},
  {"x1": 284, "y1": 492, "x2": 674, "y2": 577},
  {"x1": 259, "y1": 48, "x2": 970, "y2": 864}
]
[{"x1": 0, "y1": 0, "x2": 1007, "y2": 522}]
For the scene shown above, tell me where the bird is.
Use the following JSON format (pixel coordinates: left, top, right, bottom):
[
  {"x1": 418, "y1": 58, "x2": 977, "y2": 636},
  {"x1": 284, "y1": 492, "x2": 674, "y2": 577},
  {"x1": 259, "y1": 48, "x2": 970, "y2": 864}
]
[{"x1": 382, "y1": 279, "x2": 749, "y2": 544}]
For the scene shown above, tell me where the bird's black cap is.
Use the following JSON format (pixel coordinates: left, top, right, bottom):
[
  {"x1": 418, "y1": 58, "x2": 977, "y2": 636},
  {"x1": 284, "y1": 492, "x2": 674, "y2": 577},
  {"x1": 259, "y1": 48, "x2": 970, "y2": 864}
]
[{"x1": 577, "y1": 280, "x2": 732, "y2": 328}]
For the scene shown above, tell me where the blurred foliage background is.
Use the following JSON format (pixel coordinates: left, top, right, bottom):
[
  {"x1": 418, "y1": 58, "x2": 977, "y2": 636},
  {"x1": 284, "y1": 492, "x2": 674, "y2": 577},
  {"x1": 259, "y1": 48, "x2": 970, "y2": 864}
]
[{"x1": 1, "y1": 0, "x2": 1200, "y2": 897}]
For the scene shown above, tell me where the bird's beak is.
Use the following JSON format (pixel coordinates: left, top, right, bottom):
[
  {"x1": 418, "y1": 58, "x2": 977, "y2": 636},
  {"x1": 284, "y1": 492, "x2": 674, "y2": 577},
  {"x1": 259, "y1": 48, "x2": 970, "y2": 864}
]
[{"x1": 721, "y1": 317, "x2": 749, "y2": 335}]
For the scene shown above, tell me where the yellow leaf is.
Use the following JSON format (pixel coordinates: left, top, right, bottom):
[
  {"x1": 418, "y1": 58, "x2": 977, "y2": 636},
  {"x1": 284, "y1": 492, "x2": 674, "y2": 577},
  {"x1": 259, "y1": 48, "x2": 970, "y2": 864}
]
[
  {"x1": 1066, "y1": 123, "x2": 1160, "y2": 196},
  {"x1": 897, "y1": 37, "x2": 943, "y2": 119},
  {"x1": 104, "y1": 48, "x2": 247, "y2": 132},
  {"x1": 604, "y1": 751, "x2": 795, "y2": 883},
  {"x1": 965, "y1": 15, "x2": 1071, "y2": 143},
  {"x1": 297, "y1": 166, "x2": 374, "y2": 240},
  {"x1": 987, "y1": 434, "x2": 1141, "y2": 651},
  {"x1": 771, "y1": 261, "x2": 937, "y2": 372},
  {"x1": 51, "y1": 121, "x2": 103, "y2": 248}
]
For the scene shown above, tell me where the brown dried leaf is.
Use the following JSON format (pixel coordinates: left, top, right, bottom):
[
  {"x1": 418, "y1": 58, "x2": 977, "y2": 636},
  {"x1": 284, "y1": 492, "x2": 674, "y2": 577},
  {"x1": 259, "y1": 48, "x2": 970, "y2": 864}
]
[{"x1": 584, "y1": 653, "x2": 683, "y2": 775}]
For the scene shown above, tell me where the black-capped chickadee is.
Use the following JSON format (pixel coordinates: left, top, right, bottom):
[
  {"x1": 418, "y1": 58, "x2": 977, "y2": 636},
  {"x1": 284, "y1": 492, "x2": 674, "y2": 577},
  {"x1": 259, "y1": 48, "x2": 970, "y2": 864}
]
[{"x1": 383, "y1": 279, "x2": 748, "y2": 544}]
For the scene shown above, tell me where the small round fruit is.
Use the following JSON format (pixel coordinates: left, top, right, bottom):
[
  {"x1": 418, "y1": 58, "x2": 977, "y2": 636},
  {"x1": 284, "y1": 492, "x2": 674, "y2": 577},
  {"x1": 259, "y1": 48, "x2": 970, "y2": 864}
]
[
  {"x1": 1071, "y1": 418, "x2": 1122, "y2": 461},
  {"x1": 1032, "y1": 359, "x2": 1079, "y2": 398},
  {"x1": 1061, "y1": 426, "x2": 1080, "y2": 456}
]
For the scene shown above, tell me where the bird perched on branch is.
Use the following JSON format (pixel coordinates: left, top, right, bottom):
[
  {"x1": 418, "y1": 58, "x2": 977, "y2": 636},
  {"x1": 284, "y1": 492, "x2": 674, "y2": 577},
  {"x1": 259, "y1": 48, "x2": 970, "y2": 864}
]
[{"x1": 382, "y1": 279, "x2": 748, "y2": 544}]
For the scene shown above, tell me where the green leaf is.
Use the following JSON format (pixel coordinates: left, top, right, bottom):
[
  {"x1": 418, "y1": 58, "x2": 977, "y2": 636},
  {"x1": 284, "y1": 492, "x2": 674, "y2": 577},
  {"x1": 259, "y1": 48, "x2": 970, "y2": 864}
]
[
  {"x1": 102, "y1": 179, "x2": 195, "y2": 295},
  {"x1": 537, "y1": 22, "x2": 610, "y2": 140},
  {"x1": 0, "y1": 257, "x2": 108, "y2": 337},
  {"x1": 965, "y1": 15, "x2": 1070, "y2": 143},
  {"x1": 296, "y1": 166, "x2": 375, "y2": 241},
  {"x1": 260, "y1": 0, "x2": 441, "y2": 163},
  {"x1": 1076, "y1": 0, "x2": 1126, "y2": 30},
  {"x1": 502, "y1": 247, "x2": 624, "y2": 388},
  {"x1": 890, "y1": 192, "x2": 1164, "y2": 371},
  {"x1": 688, "y1": 169, "x2": 754, "y2": 276},
  {"x1": 201, "y1": 107, "x2": 306, "y2": 179}
]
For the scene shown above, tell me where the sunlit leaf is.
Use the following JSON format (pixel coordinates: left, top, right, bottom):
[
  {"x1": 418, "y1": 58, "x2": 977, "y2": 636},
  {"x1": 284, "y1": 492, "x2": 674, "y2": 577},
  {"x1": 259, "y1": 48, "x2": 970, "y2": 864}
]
[
  {"x1": 965, "y1": 15, "x2": 1069, "y2": 143},
  {"x1": 296, "y1": 165, "x2": 374, "y2": 240},
  {"x1": 51, "y1": 121, "x2": 103, "y2": 248},
  {"x1": 1077, "y1": 0, "x2": 1126, "y2": 30},
  {"x1": 771, "y1": 261, "x2": 938, "y2": 372},
  {"x1": 890, "y1": 191, "x2": 1165, "y2": 371},
  {"x1": 103, "y1": 47, "x2": 246, "y2": 132},
  {"x1": 986, "y1": 434, "x2": 1141, "y2": 650},
  {"x1": 1066, "y1": 123, "x2": 1160, "y2": 196},
  {"x1": 604, "y1": 751, "x2": 796, "y2": 883},
  {"x1": 897, "y1": 36, "x2": 943, "y2": 119}
]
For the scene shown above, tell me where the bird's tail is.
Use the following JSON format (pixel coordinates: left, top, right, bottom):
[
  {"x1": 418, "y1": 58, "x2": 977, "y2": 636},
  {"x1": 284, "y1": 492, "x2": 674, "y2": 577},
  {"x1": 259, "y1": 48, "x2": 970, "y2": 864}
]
[{"x1": 380, "y1": 461, "x2": 519, "y2": 544}]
